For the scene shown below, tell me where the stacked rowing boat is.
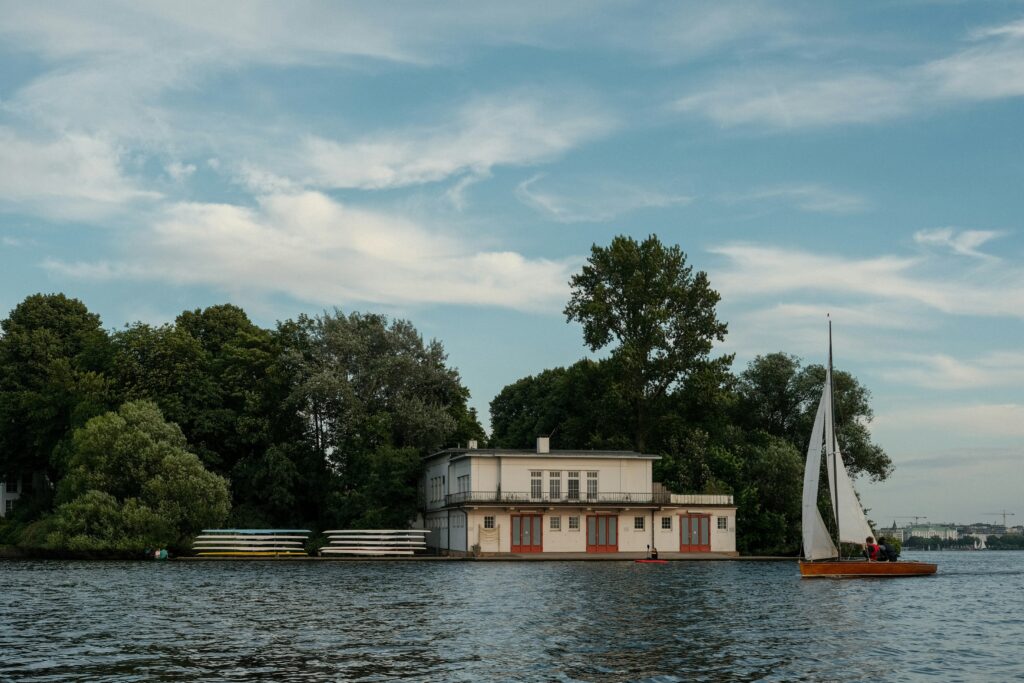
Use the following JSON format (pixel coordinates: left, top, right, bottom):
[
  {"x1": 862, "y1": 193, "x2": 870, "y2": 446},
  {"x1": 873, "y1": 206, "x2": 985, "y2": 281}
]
[
  {"x1": 193, "y1": 529, "x2": 311, "y2": 557},
  {"x1": 320, "y1": 529, "x2": 429, "y2": 556}
]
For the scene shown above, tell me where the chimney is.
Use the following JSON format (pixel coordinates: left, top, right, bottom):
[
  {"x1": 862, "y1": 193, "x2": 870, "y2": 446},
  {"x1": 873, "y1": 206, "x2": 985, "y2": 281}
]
[
  {"x1": 536, "y1": 436, "x2": 550, "y2": 454},
  {"x1": 468, "y1": 439, "x2": 478, "y2": 450}
]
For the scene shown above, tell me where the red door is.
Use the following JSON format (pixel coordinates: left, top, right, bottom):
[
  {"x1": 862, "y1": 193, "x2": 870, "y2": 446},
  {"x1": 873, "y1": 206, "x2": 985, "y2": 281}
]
[
  {"x1": 511, "y1": 514, "x2": 543, "y2": 552},
  {"x1": 586, "y1": 515, "x2": 618, "y2": 552},
  {"x1": 680, "y1": 514, "x2": 711, "y2": 552}
]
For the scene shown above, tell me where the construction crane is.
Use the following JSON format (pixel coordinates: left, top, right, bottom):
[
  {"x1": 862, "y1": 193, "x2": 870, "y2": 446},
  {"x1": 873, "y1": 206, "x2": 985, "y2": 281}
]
[
  {"x1": 893, "y1": 515, "x2": 928, "y2": 525},
  {"x1": 982, "y1": 510, "x2": 1016, "y2": 528}
]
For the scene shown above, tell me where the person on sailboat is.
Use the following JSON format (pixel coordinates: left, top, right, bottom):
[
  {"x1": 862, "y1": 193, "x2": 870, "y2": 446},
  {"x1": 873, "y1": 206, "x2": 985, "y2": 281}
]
[
  {"x1": 877, "y1": 537, "x2": 899, "y2": 562},
  {"x1": 863, "y1": 536, "x2": 880, "y2": 561}
]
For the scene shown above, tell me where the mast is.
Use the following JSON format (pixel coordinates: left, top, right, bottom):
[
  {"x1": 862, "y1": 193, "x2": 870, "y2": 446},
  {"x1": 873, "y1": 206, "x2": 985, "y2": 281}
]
[{"x1": 828, "y1": 316, "x2": 841, "y2": 556}]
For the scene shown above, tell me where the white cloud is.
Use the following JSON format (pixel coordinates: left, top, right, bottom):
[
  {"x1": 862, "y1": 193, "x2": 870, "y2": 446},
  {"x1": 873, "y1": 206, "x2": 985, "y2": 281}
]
[
  {"x1": 708, "y1": 243, "x2": 1024, "y2": 318},
  {"x1": 913, "y1": 227, "x2": 1004, "y2": 259},
  {"x1": 45, "y1": 190, "x2": 575, "y2": 311},
  {"x1": 888, "y1": 351, "x2": 1024, "y2": 390},
  {"x1": 165, "y1": 161, "x2": 196, "y2": 182},
  {"x1": 297, "y1": 95, "x2": 615, "y2": 190},
  {"x1": 874, "y1": 403, "x2": 1024, "y2": 439},
  {"x1": 676, "y1": 17, "x2": 1024, "y2": 129},
  {"x1": 515, "y1": 174, "x2": 692, "y2": 223},
  {"x1": 0, "y1": 128, "x2": 159, "y2": 219},
  {"x1": 722, "y1": 183, "x2": 868, "y2": 214}
]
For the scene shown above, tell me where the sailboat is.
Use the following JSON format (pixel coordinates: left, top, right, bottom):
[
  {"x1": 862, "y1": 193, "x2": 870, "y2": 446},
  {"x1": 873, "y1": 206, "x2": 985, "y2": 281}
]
[{"x1": 799, "y1": 321, "x2": 937, "y2": 578}]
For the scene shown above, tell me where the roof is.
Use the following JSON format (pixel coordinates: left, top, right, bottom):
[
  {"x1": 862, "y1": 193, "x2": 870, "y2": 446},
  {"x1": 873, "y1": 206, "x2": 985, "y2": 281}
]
[{"x1": 424, "y1": 448, "x2": 660, "y2": 462}]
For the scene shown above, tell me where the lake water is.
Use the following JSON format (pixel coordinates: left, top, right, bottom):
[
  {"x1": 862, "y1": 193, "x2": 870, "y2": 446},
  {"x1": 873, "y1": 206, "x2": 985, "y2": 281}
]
[{"x1": 1, "y1": 552, "x2": 1021, "y2": 682}]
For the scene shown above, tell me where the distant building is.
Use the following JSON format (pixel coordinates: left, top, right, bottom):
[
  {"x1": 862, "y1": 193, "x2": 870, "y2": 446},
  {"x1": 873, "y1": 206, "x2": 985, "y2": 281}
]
[
  {"x1": 420, "y1": 437, "x2": 737, "y2": 556},
  {"x1": 880, "y1": 522, "x2": 905, "y2": 543},
  {"x1": 0, "y1": 478, "x2": 22, "y2": 518},
  {"x1": 907, "y1": 524, "x2": 958, "y2": 541}
]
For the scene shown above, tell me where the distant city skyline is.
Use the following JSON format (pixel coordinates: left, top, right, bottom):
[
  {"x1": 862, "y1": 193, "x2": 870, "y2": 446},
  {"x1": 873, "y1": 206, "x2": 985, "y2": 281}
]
[{"x1": 1, "y1": 2, "x2": 1021, "y2": 523}]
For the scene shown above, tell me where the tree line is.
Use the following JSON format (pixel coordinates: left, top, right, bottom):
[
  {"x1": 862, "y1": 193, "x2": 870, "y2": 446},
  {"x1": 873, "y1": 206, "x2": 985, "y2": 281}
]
[
  {"x1": 0, "y1": 297, "x2": 483, "y2": 553},
  {"x1": 0, "y1": 234, "x2": 892, "y2": 556}
]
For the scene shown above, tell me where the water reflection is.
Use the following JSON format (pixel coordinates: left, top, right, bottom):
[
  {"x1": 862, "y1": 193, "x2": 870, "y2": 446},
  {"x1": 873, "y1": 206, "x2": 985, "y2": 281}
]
[{"x1": 1, "y1": 553, "x2": 1022, "y2": 682}]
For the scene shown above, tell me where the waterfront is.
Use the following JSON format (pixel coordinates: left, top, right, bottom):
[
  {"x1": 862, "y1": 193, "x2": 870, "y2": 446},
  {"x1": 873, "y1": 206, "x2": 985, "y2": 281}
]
[{"x1": 1, "y1": 552, "x2": 1021, "y2": 682}]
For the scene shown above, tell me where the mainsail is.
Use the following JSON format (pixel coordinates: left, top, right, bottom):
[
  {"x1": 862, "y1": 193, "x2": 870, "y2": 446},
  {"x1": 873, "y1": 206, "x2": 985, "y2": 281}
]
[
  {"x1": 823, "y1": 364, "x2": 874, "y2": 545},
  {"x1": 801, "y1": 326, "x2": 874, "y2": 561},
  {"x1": 802, "y1": 392, "x2": 839, "y2": 561}
]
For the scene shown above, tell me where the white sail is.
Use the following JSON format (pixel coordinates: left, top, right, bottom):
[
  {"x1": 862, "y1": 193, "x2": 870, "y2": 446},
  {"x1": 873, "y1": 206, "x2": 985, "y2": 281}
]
[
  {"x1": 802, "y1": 393, "x2": 839, "y2": 561},
  {"x1": 823, "y1": 366, "x2": 875, "y2": 546}
]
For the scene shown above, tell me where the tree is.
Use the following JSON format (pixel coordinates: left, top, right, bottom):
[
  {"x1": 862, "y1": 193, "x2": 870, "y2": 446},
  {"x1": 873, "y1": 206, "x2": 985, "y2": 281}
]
[
  {"x1": 564, "y1": 234, "x2": 730, "y2": 451},
  {"x1": 48, "y1": 401, "x2": 230, "y2": 552},
  {"x1": 0, "y1": 294, "x2": 114, "y2": 484},
  {"x1": 737, "y1": 353, "x2": 892, "y2": 481}
]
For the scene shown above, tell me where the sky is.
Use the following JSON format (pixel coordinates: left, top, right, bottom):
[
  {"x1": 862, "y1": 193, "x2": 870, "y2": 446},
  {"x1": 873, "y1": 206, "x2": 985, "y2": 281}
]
[{"x1": 1, "y1": 1, "x2": 1021, "y2": 527}]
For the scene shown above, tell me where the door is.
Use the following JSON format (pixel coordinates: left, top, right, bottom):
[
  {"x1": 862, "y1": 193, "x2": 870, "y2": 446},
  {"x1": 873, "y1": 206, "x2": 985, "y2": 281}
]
[
  {"x1": 586, "y1": 515, "x2": 618, "y2": 552},
  {"x1": 680, "y1": 514, "x2": 711, "y2": 552},
  {"x1": 511, "y1": 514, "x2": 543, "y2": 552}
]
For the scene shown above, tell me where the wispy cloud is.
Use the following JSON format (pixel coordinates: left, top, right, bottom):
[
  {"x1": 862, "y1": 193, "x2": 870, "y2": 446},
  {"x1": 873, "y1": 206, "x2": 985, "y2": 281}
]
[
  {"x1": 913, "y1": 227, "x2": 1005, "y2": 260},
  {"x1": 709, "y1": 243, "x2": 1024, "y2": 318},
  {"x1": 888, "y1": 351, "x2": 1024, "y2": 390},
  {"x1": 45, "y1": 190, "x2": 576, "y2": 311},
  {"x1": 721, "y1": 183, "x2": 868, "y2": 214},
  {"x1": 675, "y1": 16, "x2": 1024, "y2": 129},
  {"x1": 296, "y1": 94, "x2": 615, "y2": 190},
  {"x1": 873, "y1": 403, "x2": 1024, "y2": 439},
  {"x1": 0, "y1": 128, "x2": 160, "y2": 219},
  {"x1": 515, "y1": 174, "x2": 692, "y2": 223}
]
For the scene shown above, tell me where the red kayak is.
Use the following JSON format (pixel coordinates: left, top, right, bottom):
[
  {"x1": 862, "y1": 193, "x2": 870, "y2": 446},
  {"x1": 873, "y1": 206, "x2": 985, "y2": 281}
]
[{"x1": 635, "y1": 559, "x2": 668, "y2": 564}]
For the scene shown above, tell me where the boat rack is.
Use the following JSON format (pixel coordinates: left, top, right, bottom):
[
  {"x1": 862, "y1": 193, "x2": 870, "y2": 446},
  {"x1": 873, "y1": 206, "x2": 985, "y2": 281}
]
[
  {"x1": 320, "y1": 529, "x2": 429, "y2": 556},
  {"x1": 192, "y1": 529, "x2": 311, "y2": 557}
]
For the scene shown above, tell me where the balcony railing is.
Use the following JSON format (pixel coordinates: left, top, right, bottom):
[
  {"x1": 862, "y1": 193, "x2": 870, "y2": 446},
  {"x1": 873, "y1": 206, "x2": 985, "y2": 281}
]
[{"x1": 444, "y1": 490, "x2": 675, "y2": 506}]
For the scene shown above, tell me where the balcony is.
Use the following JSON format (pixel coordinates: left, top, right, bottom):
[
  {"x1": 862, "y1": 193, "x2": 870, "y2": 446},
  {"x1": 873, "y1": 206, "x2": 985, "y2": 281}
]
[{"x1": 445, "y1": 490, "x2": 675, "y2": 506}]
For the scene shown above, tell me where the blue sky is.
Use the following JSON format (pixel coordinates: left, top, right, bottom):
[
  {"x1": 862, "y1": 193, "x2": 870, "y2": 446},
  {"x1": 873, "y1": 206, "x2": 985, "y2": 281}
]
[{"x1": 1, "y1": 2, "x2": 1022, "y2": 526}]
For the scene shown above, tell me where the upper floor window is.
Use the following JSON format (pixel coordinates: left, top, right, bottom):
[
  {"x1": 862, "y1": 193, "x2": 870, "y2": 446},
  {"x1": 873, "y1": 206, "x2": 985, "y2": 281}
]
[
  {"x1": 5, "y1": 481, "x2": 17, "y2": 493},
  {"x1": 634, "y1": 516, "x2": 645, "y2": 530},
  {"x1": 586, "y1": 471, "x2": 598, "y2": 500},
  {"x1": 530, "y1": 471, "x2": 542, "y2": 499},
  {"x1": 457, "y1": 474, "x2": 470, "y2": 494},
  {"x1": 567, "y1": 472, "x2": 580, "y2": 499},
  {"x1": 549, "y1": 471, "x2": 561, "y2": 499}
]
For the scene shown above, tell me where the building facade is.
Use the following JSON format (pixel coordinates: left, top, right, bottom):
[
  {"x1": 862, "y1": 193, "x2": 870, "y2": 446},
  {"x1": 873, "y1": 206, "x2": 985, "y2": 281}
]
[
  {"x1": 421, "y1": 438, "x2": 737, "y2": 556},
  {"x1": 0, "y1": 478, "x2": 22, "y2": 518}
]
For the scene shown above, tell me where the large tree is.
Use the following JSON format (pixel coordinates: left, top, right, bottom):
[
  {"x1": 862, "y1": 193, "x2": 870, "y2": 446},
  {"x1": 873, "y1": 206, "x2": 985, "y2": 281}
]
[
  {"x1": 48, "y1": 400, "x2": 230, "y2": 552},
  {"x1": 564, "y1": 234, "x2": 730, "y2": 451},
  {"x1": 0, "y1": 294, "x2": 114, "y2": 485},
  {"x1": 736, "y1": 353, "x2": 892, "y2": 480}
]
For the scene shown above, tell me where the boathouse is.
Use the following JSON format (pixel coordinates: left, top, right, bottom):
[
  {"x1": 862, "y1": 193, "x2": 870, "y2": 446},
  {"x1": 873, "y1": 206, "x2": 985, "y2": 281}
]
[{"x1": 420, "y1": 438, "x2": 737, "y2": 556}]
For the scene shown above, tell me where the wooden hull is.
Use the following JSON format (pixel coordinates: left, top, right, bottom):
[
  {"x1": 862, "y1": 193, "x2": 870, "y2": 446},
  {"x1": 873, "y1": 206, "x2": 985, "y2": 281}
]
[{"x1": 800, "y1": 560, "x2": 937, "y2": 578}]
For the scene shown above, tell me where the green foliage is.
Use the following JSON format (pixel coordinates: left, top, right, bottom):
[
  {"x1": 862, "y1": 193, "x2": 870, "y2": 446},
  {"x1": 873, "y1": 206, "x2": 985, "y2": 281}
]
[
  {"x1": 986, "y1": 534, "x2": 1024, "y2": 550},
  {"x1": 46, "y1": 401, "x2": 229, "y2": 552},
  {"x1": 0, "y1": 293, "x2": 114, "y2": 484},
  {"x1": 565, "y1": 234, "x2": 730, "y2": 450}
]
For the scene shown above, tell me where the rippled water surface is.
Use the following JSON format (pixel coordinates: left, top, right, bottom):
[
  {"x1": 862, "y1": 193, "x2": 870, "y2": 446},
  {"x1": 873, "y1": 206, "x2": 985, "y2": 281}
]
[{"x1": 1, "y1": 552, "x2": 1022, "y2": 682}]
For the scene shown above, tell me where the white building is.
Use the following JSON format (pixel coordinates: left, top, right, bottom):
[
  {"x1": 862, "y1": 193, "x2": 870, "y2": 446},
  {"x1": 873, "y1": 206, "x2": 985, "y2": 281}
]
[
  {"x1": 421, "y1": 438, "x2": 737, "y2": 556},
  {"x1": 0, "y1": 478, "x2": 22, "y2": 518},
  {"x1": 907, "y1": 524, "x2": 959, "y2": 541}
]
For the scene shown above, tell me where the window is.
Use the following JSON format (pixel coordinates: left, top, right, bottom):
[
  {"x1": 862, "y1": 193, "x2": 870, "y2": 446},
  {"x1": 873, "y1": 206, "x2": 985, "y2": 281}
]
[
  {"x1": 549, "y1": 471, "x2": 561, "y2": 499},
  {"x1": 568, "y1": 516, "x2": 580, "y2": 530},
  {"x1": 550, "y1": 516, "x2": 561, "y2": 531},
  {"x1": 530, "y1": 471, "x2": 542, "y2": 499},
  {"x1": 484, "y1": 516, "x2": 495, "y2": 529},
  {"x1": 5, "y1": 481, "x2": 17, "y2": 493},
  {"x1": 457, "y1": 474, "x2": 470, "y2": 494},
  {"x1": 567, "y1": 472, "x2": 580, "y2": 499},
  {"x1": 718, "y1": 516, "x2": 728, "y2": 530},
  {"x1": 587, "y1": 471, "x2": 598, "y2": 500},
  {"x1": 5, "y1": 500, "x2": 13, "y2": 514},
  {"x1": 634, "y1": 516, "x2": 645, "y2": 530},
  {"x1": 661, "y1": 516, "x2": 672, "y2": 530}
]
